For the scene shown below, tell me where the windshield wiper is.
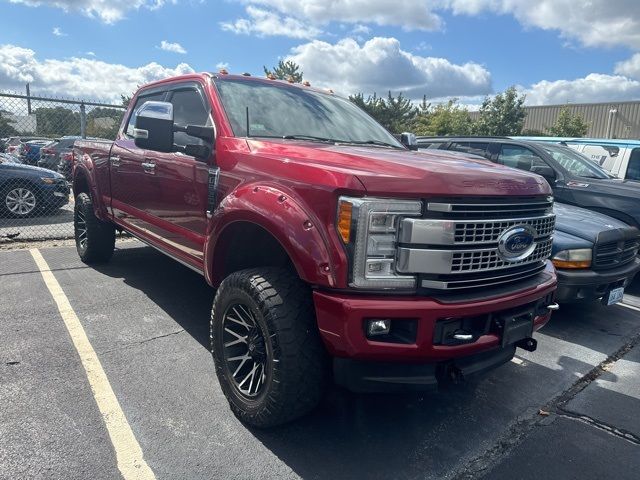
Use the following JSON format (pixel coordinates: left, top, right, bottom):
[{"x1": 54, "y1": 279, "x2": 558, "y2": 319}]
[
  {"x1": 281, "y1": 134, "x2": 337, "y2": 143},
  {"x1": 336, "y1": 139, "x2": 404, "y2": 149}
]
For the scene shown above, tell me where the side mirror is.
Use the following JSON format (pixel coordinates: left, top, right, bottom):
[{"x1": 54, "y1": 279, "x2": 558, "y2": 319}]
[
  {"x1": 400, "y1": 132, "x2": 419, "y2": 151},
  {"x1": 532, "y1": 165, "x2": 556, "y2": 183},
  {"x1": 134, "y1": 101, "x2": 175, "y2": 153}
]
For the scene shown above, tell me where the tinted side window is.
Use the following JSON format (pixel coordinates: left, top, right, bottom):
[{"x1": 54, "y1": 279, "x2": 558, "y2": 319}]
[
  {"x1": 169, "y1": 89, "x2": 211, "y2": 147},
  {"x1": 497, "y1": 145, "x2": 547, "y2": 172},
  {"x1": 125, "y1": 91, "x2": 167, "y2": 138},
  {"x1": 627, "y1": 148, "x2": 640, "y2": 181},
  {"x1": 449, "y1": 142, "x2": 489, "y2": 157}
]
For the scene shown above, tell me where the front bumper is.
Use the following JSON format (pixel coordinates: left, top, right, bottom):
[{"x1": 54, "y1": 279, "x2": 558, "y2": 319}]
[
  {"x1": 556, "y1": 257, "x2": 640, "y2": 303},
  {"x1": 313, "y1": 261, "x2": 557, "y2": 392}
]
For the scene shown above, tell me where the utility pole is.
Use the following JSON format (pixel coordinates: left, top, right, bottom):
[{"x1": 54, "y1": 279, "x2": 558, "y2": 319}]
[{"x1": 26, "y1": 83, "x2": 32, "y2": 115}]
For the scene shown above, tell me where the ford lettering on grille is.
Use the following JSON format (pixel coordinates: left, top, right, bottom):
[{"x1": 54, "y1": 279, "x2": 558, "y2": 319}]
[{"x1": 498, "y1": 225, "x2": 537, "y2": 261}]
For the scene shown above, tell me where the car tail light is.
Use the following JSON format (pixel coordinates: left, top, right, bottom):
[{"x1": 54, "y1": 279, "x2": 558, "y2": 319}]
[{"x1": 63, "y1": 152, "x2": 73, "y2": 162}]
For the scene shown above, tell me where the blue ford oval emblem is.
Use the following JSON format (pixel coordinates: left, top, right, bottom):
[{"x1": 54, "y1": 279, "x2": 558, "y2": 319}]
[{"x1": 497, "y1": 225, "x2": 537, "y2": 261}]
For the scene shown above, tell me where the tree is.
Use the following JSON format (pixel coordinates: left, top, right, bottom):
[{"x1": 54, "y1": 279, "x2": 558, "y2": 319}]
[
  {"x1": 548, "y1": 106, "x2": 589, "y2": 137},
  {"x1": 34, "y1": 106, "x2": 81, "y2": 137},
  {"x1": 412, "y1": 99, "x2": 473, "y2": 136},
  {"x1": 0, "y1": 110, "x2": 18, "y2": 137},
  {"x1": 86, "y1": 107, "x2": 125, "y2": 140},
  {"x1": 263, "y1": 60, "x2": 303, "y2": 82},
  {"x1": 349, "y1": 91, "x2": 418, "y2": 133},
  {"x1": 474, "y1": 86, "x2": 527, "y2": 136}
]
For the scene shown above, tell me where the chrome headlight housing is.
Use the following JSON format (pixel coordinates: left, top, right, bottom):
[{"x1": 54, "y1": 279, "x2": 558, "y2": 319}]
[{"x1": 337, "y1": 196, "x2": 422, "y2": 289}]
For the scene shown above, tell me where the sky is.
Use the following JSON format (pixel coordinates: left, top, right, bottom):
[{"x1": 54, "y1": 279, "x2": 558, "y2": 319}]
[{"x1": 1, "y1": 0, "x2": 640, "y2": 107}]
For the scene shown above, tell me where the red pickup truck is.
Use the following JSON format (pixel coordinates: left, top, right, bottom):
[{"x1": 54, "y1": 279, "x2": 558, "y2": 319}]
[{"x1": 73, "y1": 72, "x2": 558, "y2": 427}]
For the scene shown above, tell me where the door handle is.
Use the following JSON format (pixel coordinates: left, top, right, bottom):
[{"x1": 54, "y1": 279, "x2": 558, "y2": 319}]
[
  {"x1": 111, "y1": 156, "x2": 121, "y2": 167},
  {"x1": 141, "y1": 162, "x2": 156, "y2": 172}
]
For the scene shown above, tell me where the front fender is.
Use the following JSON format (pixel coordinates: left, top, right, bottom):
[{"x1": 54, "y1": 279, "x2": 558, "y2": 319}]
[
  {"x1": 204, "y1": 184, "x2": 344, "y2": 288},
  {"x1": 73, "y1": 152, "x2": 109, "y2": 221}
]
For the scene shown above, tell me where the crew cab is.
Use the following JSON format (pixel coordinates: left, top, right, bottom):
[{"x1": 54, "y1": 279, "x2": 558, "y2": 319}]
[
  {"x1": 418, "y1": 137, "x2": 640, "y2": 228},
  {"x1": 73, "y1": 73, "x2": 558, "y2": 427}
]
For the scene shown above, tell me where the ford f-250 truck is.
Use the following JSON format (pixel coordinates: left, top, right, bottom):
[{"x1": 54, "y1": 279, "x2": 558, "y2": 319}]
[{"x1": 72, "y1": 72, "x2": 558, "y2": 427}]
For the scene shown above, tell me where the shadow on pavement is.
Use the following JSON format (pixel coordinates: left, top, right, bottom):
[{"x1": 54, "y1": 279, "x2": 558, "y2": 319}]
[{"x1": 89, "y1": 244, "x2": 640, "y2": 479}]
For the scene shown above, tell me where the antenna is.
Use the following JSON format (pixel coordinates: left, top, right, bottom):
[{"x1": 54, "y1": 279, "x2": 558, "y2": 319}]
[{"x1": 245, "y1": 106, "x2": 250, "y2": 137}]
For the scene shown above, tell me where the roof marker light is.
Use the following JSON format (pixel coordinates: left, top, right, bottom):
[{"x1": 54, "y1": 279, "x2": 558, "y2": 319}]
[
  {"x1": 242, "y1": 72, "x2": 251, "y2": 76},
  {"x1": 219, "y1": 69, "x2": 229, "y2": 75},
  {"x1": 266, "y1": 73, "x2": 276, "y2": 80},
  {"x1": 287, "y1": 76, "x2": 295, "y2": 83},
  {"x1": 302, "y1": 81, "x2": 311, "y2": 87}
]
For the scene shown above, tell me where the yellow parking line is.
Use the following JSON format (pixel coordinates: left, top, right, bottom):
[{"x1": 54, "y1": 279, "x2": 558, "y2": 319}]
[{"x1": 30, "y1": 249, "x2": 155, "y2": 480}]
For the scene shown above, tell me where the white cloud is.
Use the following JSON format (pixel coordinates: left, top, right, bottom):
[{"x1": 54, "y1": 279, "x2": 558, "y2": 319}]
[
  {"x1": 522, "y1": 74, "x2": 640, "y2": 105},
  {"x1": 86, "y1": 51, "x2": 96, "y2": 56},
  {"x1": 158, "y1": 40, "x2": 186, "y2": 54},
  {"x1": 215, "y1": 62, "x2": 230, "y2": 70},
  {"x1": 221, "y1": 6, "x2": 322, "y2": 39},
  {"x1": 7, "y1": 0, "x2": 175, "y2": 24},
  {"x1": 52, "y1": 27, "x2": 67, "y2": 37},
  {"x1": 614, "y1": 53, "x2": 640, "y2": 80},
  {"x1": 0, "y1": 44, "x2": 194, "y2": 102},
  {"x1": 448, "y1": 0, "x2": 640, "y2": 50},
  {"x1": 230, "y1": 1, "x2": 640, "y2": 49},
  {"x1": 286, "y1": 37, "x2": 492, "y2": 99},
  {"x1": 231, "y1": 1, "x2": 443, "y2": 31}
]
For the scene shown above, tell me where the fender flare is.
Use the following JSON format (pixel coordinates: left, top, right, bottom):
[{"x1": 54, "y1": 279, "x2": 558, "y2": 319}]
[
  {"x1": 73, "y1": 158, "x2": 109, "y2": 221},
  {"x1": 204, "y1": 184, "x2": 344, "y2": 288}
]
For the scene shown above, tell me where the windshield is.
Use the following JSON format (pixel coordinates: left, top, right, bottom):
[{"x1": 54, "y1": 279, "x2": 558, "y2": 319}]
[
  {"x1": 542, "y1": 144, "x2": 610, "y2": 179},
  {"x1": 213, "y1": 78, "x2": 403, "y2": 148}
]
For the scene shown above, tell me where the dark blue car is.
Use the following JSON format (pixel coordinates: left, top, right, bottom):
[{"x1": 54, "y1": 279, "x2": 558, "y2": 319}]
[
  {"x1": 552, "y1": 203, "x2": 640, "y2": 304},
  {"x1": 0, "y1": 153, "x2": 69, "y2": 217}
]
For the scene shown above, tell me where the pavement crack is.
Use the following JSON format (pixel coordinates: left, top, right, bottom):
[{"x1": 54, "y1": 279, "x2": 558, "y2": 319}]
[
  {"x1": 555, "y1": 409, "x2": 640, "y2": 445},
  {"x1": 450, "y1": 332, "x2": 640, "y2": 480},
  {"x1": 98, "y1": 328, "x2": 186, "y2": 355}
]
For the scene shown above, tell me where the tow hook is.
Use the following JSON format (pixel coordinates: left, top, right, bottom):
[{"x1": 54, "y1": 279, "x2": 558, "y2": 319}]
[
  {"x1": 438, "y1": 363, "x2": 465, "y2": 384},
  {"x1": 515, "y1": 337, "x2": 537, "y2": 352},
  {"x1": 547, "y1": 303, "x2": 560, "y2": 311}
]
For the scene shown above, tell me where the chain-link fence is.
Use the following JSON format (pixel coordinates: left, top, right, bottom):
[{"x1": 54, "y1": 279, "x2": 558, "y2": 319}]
[{"x1": 0, "y1": 91, "x2": 126, "y2": 242}]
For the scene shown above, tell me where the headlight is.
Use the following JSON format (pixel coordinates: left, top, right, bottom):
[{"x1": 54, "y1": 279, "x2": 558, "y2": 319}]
[
  {"x1": 552, "y1": 249, "x2": 592, "y2": 269},
  {"x1": 337, "y1": 196, "x2": 422, "y2": 289},
  {"x1": 40, "y1": 177, "x2": 57, "y2": 184}
]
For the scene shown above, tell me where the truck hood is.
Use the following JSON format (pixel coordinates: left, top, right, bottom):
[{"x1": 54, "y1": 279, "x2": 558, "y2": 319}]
[
  {"x1": 554, "y1": 202, "x2": 631, "y2": 243},
  {"x1": 247, "y1": 139, "x2": 550, "y2": 197}
]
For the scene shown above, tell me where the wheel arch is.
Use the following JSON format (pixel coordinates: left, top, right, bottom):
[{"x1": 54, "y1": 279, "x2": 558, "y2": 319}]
[{"x1": 204, "y1": 185, "x2": 341, "y2": 288}]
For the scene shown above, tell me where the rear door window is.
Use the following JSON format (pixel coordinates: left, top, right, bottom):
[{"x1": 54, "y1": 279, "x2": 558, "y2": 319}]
[
  {"x1": 580, "y1": 144, "x2": 620, "y2": 170},
  {"x1": 627, "y1": 148, "x2": 640, "y2": 181},
  {"x1": 449, "y1": 142, "x2": 489, "y2": 157}
]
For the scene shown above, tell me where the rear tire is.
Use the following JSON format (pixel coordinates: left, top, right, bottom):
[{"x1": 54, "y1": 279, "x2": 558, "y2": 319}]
[
  {"x1": 74, "y1": 192, "x2": 115, "y2": 264},
  {"x1": 211, "y1": 267, "x2": 328, "y2": 428}
]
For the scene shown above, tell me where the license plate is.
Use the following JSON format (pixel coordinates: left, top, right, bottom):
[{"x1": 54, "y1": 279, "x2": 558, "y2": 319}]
[
  {"x1": 500, "y1": 311, "x2": 534, "y2": 347},
  {"x1": 606, "y1": 287, "x2": 625, "y2": 306}
]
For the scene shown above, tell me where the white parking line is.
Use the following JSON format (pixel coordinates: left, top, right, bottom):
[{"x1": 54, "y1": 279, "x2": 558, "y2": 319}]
[
  {"x1": 510, "y1": 356, "x2": 524, "y2": 365},
  {"x1": 618, "y1": 302, "x2": 640, "y2": 313},
  {"x1": 30, "y1": 249, "x2": 155, "y2": 480}
]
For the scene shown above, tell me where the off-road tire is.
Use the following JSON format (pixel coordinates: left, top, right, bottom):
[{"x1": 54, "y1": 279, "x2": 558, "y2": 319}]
[
  {"x1": 74, "y1": 192, "x2": 115, "y2": 264},
  {"x1": 211, "y1": 267, "x2": 328, "y2": 428}
]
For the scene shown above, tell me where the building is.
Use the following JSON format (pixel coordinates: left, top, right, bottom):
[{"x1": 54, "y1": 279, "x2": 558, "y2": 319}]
[{"x1": 469, "y1": 100, "x2": 640, "y2": 139}]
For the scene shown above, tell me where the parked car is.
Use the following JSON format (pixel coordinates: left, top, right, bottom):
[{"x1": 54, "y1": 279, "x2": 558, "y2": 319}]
[
  {"x1": 516, "y1": 137, "x2": 640, "y2": 182},
  {"x1": 73, "y1": 73, "x2": 558, "y2": 427},
  {"x1": 417, "y1": 136, "x2": 640, "y2": 228},
  {"x1": 0, "y1": 152, "x2": 69, "y2": 217},
  {"x1": 552, "y1": 203, "x2": 640, "y2": 303},
  {"x1": 413, "y1": 148, "x2": 640, "y2": 304},
  {"x1": 21, "y1": 139, "x2": 53, "y2": 165},
  {"x1": 38, "y1": 136, "x2": 80, "y2": 172}
]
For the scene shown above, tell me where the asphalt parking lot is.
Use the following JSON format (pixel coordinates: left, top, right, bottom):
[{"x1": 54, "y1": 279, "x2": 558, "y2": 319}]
[{"x1": 1, "y1": 242, "x2": 639, "y2": 480}]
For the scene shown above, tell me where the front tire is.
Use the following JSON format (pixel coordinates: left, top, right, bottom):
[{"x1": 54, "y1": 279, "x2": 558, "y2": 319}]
[
  {"x1": 74, "y1": 193, "x2": 115, "y2": 264},
  {"x1": 211, "y1": 268, "x2": 328, "y2": 428},
  {"x1": 1, "y1": 184, "x2": 38, "y2": 217}
]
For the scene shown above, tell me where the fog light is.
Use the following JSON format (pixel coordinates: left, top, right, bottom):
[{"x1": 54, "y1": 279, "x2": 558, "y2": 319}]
[{"x1": 366, "y1": 319, "x2": 391, "y2": 337}]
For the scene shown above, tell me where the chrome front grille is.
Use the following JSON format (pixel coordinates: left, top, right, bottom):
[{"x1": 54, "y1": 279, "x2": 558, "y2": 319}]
[
  {"x1": 454, "y1": 215, "x2": 555, "y2": 244},
  {"x1": 451, "y1": 239, "x2": 553, "y2": 272},
  {"x1": 397, "y1": 196, "x2": 555, "y2": 291}
]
